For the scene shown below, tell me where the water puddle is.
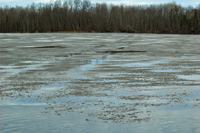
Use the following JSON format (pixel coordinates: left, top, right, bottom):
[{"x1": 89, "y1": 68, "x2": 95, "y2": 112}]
[
  {"x1": 35, "y1": 40, "x2": 52, "y2": 42},
  {"x1": 75, "y1": 64, "x2": 94, "y2": 71},
  {"x1": 99, "y1": 74, "x2": 141, "y2": 78},
  {"x1": 152, "y1": 61, "x2": 171, "y2": 64},
  {"x1": 89, "y1": 80, "x2": 129, "y2": 83},
  {"x1": 112, "y1": 60, "x2": 173, "y2": 68},
  {"x1": 178, "y1": 75, "x2": 200, "y2": 81},
  {"x1": 22, "y1": 65, "x2": 45, "y2": 71},
  {"x1": 181, "y1": 66, "x2": 200, "y2": 68},
  {"x1": 75, "y1": 59, "x2": 111, "y2": 65},
  {"x1": 57, "y1": 59, "x2": 111, "y2": 81},
  {"x1": 42, "y1": 84, "x2": 66, "y2": 90},
  {"x1": 0, "y1": 65, "x2": 19, "y2": 69},
  {"x1": 73, "y1": 59, "x2": 113, "y2": 72},
  {"x1": 120, "y1": 82, "x2": 151, "y2": 85},
  {"x1": 152, "y1": 70, "x2": 181, "y2": 72},
  {"x1": 71, "y1": 75, "x2": 89, "y2": 79},
  {"x1": 2, "y1": 39, "x2": 13, "y2": 41},
  {"x1": 0, "y1": 65, "x2": 45, "y2": 73},
  {"x1": 107, "y1": 73, "x2": 142, "y2": 76},
  {"x1": 47, "y1": 97, "x2": 101, "y2": 103},
  {"x1": 1, "y1": 99, "x2": 46, "y2": 105},
  {"x1": 0, "y1": 61, "x2": 52, "y2": 73},
  {"x1": 120, "y1": 62, "x2": 153, "y2": 67},
  {"x1": 32, "y1": 83, "x2": 69, "y2": 96},
  {"x1": 0, "y1": 68, "x2": 22, "y2": 73},
  {"x1": 21, "y1": 61, "x2": 50, "y2": 64}
]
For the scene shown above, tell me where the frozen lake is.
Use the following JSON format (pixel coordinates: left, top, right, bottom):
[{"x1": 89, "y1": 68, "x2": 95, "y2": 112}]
[{"x1": 0, "y1": 33, "x2": 200, "y2": 132}]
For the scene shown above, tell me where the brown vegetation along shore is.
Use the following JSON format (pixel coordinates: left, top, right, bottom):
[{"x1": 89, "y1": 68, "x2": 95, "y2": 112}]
[
  {"x1": 0, "y1": 1, "x2": 199, "y2": 33},
  {"x1": 1, "y1": 30, "x2": 200, "y2": 34}
]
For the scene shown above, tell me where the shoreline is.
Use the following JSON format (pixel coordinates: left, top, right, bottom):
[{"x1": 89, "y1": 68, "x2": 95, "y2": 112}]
[{"x1": 1, "y1": 30, "x2": 200, "y2": 34}]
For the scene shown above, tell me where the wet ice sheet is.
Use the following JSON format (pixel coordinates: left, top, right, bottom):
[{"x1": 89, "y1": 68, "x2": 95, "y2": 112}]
[{"x1": 1, "y1": 33, "x2": 200, "y2": 132}]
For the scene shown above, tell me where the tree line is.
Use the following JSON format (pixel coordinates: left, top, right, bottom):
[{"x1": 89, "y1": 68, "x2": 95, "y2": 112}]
[{"x1": 0, "y1": 0, "x2": 200, "y2": 33}]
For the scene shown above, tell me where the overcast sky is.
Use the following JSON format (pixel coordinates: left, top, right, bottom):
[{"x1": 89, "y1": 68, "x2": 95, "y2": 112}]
[{"x1": 0, "y1": 0, "x2": 200, "y2": 8}]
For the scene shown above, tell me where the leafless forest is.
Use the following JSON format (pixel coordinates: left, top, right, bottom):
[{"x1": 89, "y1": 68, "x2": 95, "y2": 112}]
[{"x1": 0, "y1": 0, "x2": 200, "y2": 33}]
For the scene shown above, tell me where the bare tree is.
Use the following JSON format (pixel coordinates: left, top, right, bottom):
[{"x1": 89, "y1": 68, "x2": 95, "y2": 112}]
[{"x1": 0, "y1": 1, "x2": 200, "y2": 33}]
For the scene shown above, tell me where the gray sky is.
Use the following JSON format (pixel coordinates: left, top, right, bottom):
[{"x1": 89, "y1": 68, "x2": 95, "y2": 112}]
[{"x1": 0, "y1": 0, "x2": 199, "y2": 7}]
